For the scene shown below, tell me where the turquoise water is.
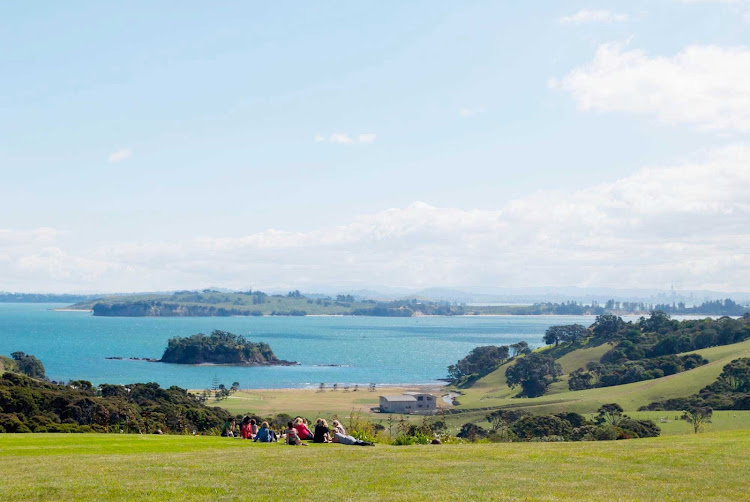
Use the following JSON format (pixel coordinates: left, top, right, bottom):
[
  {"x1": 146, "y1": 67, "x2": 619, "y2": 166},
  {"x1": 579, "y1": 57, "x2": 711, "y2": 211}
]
[{"x1": 0, "y1": 303, "x2": 637, "y2": 389}]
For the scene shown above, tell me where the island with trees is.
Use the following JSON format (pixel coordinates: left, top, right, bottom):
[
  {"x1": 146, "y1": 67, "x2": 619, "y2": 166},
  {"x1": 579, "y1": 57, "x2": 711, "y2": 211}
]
[{"x1": 159, "y1": 330, "x2": 297, "y2": 366}]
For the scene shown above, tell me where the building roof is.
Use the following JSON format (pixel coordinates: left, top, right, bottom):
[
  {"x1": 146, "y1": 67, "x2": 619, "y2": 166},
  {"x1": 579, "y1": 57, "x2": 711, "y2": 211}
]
[
  {"x1": 402, "y1": 392, "x2": 435, "y2": 397},
  {"x1": 380, "y1": 395, "x2": 417, "y2": 402}
]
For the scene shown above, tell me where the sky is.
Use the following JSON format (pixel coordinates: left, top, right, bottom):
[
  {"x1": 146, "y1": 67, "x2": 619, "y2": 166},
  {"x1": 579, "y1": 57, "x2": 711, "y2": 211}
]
[{"x1": 1, "y1": 0, "x2": 749, "y2": 293}]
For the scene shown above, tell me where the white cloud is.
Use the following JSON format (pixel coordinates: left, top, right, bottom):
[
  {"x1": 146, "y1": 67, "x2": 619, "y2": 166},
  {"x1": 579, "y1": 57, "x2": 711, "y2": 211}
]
[
  {"x1": 559, "y1": 9, "x2": 629, "y2": 24},
  {"x1": 551, "y1": 43, "x2": 750, "y2": 132},
  {"x1": 315, "y1": 133, "x2": 376, "y2": 144},
  {"x1": 329, "y1": 133, "x2": 354, "y2": 144},
  {"x1": 108, "y1": 148, "x2": 132, "y2": 163},
  {"x1": 3, "y1": 146, "x2": 749, "y2": 291},
  {"x1": 459, "y1": 107, "x2": 485, "y2": 117}
]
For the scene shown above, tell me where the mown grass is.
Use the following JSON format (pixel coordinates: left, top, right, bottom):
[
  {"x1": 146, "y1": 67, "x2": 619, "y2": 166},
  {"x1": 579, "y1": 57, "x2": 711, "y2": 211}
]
[{"x1": 0, "y1": 431, "x2": 747, "y2": 501}]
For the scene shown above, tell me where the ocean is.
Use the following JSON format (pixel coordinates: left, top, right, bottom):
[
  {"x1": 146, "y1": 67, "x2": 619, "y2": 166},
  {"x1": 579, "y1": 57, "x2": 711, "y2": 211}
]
[{"x1": 0, "y1": 302, "x2": 693, "y2": 390}]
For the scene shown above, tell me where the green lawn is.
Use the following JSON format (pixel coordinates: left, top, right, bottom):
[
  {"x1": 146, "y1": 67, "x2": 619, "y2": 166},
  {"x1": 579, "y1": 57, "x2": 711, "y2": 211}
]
[{"x1": 0, "y1": 431, "x2": 747, "y2": 501}]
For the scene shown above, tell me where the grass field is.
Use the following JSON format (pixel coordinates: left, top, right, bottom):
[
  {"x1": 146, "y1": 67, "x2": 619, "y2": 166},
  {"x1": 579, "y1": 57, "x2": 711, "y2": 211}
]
[
  {"x1": 0, "y1": 431, "x2": 747, "y2": 501},
  {"x1": 216, "y1": 385, "x2": 450, "y2": 419}
]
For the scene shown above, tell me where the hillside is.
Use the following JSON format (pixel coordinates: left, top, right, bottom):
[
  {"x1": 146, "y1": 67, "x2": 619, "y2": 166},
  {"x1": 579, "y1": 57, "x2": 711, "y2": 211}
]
[
  {"x1": 0, "y1": 432, "x2": 747, "y2": 500},
  {"x1": 452, "y1": 339, "x2": 750, "y2": 415}
]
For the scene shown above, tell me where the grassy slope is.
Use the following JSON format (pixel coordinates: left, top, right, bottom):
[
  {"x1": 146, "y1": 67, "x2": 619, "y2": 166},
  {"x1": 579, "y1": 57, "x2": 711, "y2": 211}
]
[
  {"x1": 0, "y1": 432, "x2": 747, "y2": 501},
  {"x1": 0, "y1": 355, "x2": 16, "y2": 373},
  {"x1": 452, "y1": 339, "x2": 750, "y2": 416}
]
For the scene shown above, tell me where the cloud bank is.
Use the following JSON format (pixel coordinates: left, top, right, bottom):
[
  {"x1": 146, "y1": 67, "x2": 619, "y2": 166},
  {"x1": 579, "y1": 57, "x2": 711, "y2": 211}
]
[
  {"x1": 551, "y1": 43, "x2": 750, "y2": 132},
  {"x1": 2, "y1": 146, "x2": 749, "y2": 292}
]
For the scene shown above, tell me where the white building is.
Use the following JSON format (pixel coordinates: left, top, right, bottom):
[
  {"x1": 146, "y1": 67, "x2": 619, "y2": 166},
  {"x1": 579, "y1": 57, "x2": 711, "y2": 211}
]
[{"x1": 379, "y1": 392, "x2": 437, "y2": 415}]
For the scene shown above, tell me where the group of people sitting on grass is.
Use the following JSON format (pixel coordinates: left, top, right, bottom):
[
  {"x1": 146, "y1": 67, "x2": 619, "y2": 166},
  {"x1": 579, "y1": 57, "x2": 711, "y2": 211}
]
[{"x1": 221, "y1": 416, "x2": 373, "y2": 446}]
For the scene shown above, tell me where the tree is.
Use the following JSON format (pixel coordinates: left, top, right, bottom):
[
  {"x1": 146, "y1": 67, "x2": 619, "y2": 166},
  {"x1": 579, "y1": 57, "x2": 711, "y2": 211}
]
[
  {"x1": 718, "y1": 358, "x2": 750, "y2": 392},
  {"x1": 682, "y1": 406, "x2": 712, "y2": 433},
  {"x1": 448, "y1": 345, "x2": 511, "y2": 380},
  {"x1": 639, "y1": 310, "x2": 671, "y2": 333},
  {"x1": 543, "y1": 327, "x2": 562, "y2": 347},
  {"x1": 505, "y1": 353, "x2": 563, "y2": 397},
  {"x1": 568, "y1": 368, "x2": 594, "y2": 391},
  {"x1": 510, "y1": 341, "x2": 531, "y2": 357},
  {"x1": 596, "y1": 403, "x2": 625, "y2": 426},
  {"x1": 230, "y1": 382, "x2": 240, "y2": 394},
  {"x1": 10, "y1": 352, "x2": 46, "y2": 380},
  {"x1": 591, "y1": 314, "x2": 625, "y2": 340},
  {"x1": 544, "y1": 325, "x2": 588, "y2": 346}
]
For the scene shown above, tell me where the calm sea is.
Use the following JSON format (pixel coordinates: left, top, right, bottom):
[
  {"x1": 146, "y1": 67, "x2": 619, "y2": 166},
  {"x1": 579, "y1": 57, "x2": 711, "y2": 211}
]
[{"x1": 0, "y1": 303, "x2": 700, "y2": 390}]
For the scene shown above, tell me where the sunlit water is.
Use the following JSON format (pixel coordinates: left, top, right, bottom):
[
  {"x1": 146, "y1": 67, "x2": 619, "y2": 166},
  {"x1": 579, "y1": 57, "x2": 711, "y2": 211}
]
[{"x1": 0, "y1": 303, "x2": 707, "y2": 389}]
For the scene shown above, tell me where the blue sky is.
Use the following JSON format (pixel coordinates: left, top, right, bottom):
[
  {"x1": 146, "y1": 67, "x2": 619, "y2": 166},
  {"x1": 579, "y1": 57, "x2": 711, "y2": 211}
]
[{"x1": 1, "y1": 1, "x2": 749, "y2": 292}]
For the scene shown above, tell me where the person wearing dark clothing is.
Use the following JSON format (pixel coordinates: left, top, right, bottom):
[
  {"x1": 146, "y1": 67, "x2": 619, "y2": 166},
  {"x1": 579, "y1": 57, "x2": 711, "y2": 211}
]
[{"x1": 313, "y1": 418, "x2": 332, "y2": 443}]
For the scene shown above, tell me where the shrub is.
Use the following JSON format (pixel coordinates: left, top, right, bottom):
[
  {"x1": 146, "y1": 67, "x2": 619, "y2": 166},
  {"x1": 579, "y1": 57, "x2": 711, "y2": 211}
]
[{"x1": 593, "y1": 424, "x2": 619, "y2": 441}]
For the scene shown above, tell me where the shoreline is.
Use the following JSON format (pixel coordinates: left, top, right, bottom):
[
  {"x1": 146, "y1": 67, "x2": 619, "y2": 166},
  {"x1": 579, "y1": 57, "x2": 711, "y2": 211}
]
[{"x1": 194, "y1": 383, "x2": 449, "y2": 394}]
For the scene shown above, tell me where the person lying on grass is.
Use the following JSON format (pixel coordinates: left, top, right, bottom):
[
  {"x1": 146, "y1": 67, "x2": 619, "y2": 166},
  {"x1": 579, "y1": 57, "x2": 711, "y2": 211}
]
[
  {"x1": 331, "y1": 430, "x2": 374, "y2": 446},
  {"x1": 329, "y1": 419, "x2": 373, "y2": 446},
  {"x1": 313, "y1": 418, "x2": 332, "y2": 443}
]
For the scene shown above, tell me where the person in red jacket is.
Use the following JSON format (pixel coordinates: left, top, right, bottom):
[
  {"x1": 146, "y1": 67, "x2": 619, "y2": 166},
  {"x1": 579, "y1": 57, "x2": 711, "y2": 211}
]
[
  {"x1": 240, "y1": 416, "x2": 252, "y2": 439},
  {"x1": 293, "y1": 417, "x2": 313, "y2": 440}
]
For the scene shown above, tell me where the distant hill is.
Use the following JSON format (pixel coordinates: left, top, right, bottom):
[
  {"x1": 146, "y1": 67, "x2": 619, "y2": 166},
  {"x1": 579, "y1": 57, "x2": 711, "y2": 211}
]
[
  {"x1": 64, "y1": 290, "x2": 466, "y2": 317},
  {"x1": 0, "y1": 293, "x2": 100, "y2": 303}
]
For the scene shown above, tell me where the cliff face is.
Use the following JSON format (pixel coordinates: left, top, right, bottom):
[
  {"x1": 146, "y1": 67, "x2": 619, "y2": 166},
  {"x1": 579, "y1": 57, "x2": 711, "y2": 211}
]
[
  {"x1": 158, "y1": 331, "x2": 297, "y2": 366},
  {"x1": 92, "y1": 301, "x2": 259, "y2": 317}
]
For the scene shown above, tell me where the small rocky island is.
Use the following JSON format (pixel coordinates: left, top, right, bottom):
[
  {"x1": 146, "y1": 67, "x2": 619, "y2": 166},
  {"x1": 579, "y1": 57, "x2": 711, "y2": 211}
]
[{"x1": 159, "y1": 330, "x2": 297, "y2": 366}]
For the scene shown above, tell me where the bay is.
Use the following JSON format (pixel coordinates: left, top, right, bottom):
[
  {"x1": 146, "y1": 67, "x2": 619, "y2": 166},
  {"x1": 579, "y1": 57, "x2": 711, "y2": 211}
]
[{"x1": 0, "y1": 303, "x2": 706, "y2": 390}]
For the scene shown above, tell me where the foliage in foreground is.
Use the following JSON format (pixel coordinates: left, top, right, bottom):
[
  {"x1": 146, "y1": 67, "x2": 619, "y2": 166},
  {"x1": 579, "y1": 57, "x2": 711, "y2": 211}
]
[{"x1": 0, "y1": 372, "x2": 231, "y2": 434}]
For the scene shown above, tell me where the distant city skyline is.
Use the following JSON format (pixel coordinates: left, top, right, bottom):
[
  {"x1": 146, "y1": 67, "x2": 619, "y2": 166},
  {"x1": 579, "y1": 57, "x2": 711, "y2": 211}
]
[{"x1": 1, "y1": 1, "x2": 749, "y2": 292}]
